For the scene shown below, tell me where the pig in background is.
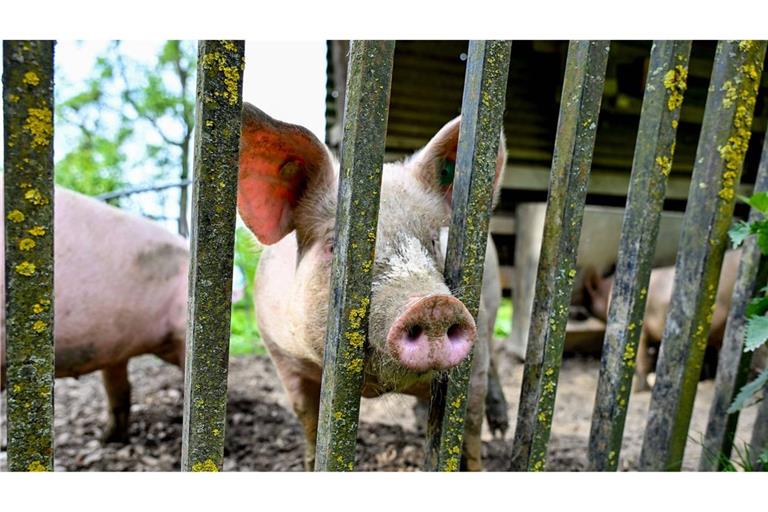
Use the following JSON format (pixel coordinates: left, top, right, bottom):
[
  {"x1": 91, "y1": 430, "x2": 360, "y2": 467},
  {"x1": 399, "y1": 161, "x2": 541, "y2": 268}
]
[
  {"x1": 583, "y1": 249, "x2": 767, "y2": 391},
  {"x1": 238, "y1": 103, "x2": 506, "y2": 470},
  {"x1": 0, "y1": 180, "x2": 189, "y2": 443}
]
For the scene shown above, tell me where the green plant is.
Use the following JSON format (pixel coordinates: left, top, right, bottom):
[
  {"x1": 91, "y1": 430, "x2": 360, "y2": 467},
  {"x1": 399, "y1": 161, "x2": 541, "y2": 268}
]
[
  {"x1": 229, "y1": 225, "x2": 265, "y2": 356},
  {"x1": 727, "y1": 191, "x2": 768, "y2": 414}
]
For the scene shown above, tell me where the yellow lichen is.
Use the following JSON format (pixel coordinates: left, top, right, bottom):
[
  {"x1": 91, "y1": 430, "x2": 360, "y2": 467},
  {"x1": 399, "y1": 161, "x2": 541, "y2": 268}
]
[
  {"x1": 739, "y1": 40, "x2": 755, "y2": 52},
  {"x1": 334, "y1": 411, "x2": 344, "y2": 421},
  {"x1": 27, "y1": 460, "x2": 47, "y2": 472},
  {"x1": 24, "y1": 107, "x2": 53, "y2": 147},
  {"x1": 348, "y1": 297, "x2": 369, "y2": 329},
  {"x1": 28, "y1": 226, "x2": 46, "y2": 236},
  {"x1": 7, "y1": 209, "x2": 25, "y2": 223},
  {"x1": 23, "y1": 71, "x2": 40, "y2": 86},
  {"x1": 202, "y1": 48, "x2": 242, "y2": 106},
  {"x1": 9, "y1": 93, "x2": 20, "y2": 103},
  {"x1": 24, "y1": 188, "x2": 49, "y2": 206},
  {"x1": 191, "y1": 459, "x2": 219, "y2": 472},
  {"x1": 19, "y1": 238, "x2": 36, "y2": 251},
  {"x1": 672, "y1": 119, "x2": 679, "y2": 129},
  {"x1": 15, "y1": 261, "x2": 36, "y2": 276},
  {"x1": 345, "y1": 331, "x2": 365, "y2": 349},
  {"x1": 345, "y1": 358, "x2": 364, "y2": 373},
  {"x1": 444, "y1": 457, "x2": 459, "y2": 472},
  {"x1": 656, "y1": 155, "x2": 673, "y2": 176},
  {"x1": 32, "y1": 303, "x2": 45, "y2": 314},
  {"x1": 32, "y1": 320, "x2": 47, "y2": 333},
  {"x1": 663, "y1": 65, "x2": 688, "y2": 111}
]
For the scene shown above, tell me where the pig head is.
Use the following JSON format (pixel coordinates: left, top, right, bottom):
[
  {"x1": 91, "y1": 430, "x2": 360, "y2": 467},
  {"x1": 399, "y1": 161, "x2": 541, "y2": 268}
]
[{"x1": 238, "y1": 103, "x2": 505, "y2": 470}]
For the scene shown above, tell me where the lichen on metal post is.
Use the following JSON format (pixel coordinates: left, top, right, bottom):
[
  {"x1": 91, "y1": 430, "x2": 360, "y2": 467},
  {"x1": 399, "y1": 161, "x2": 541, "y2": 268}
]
[
  {"x1": 510, "y1": 40, "x2": 610, "y2": 472},
  {"x1": 180, "y1": 40, "x2": 245, "y2": 472},
  {"x1": 588, "y1": 41, "x2": 691, "y2": 472},
  {"x1": 314, "y1": 40, "x2": 395, "y2": 472},
  {"x1": 423, "y1": 40, "x2": 511, "y2": 472},
  {"x1": 639, "y1": 40, "x2": 767, "y2": 472},
  {"x1": 700, "y1": 128, "x2": 768, "y2": 471},
  {"x1": 3, "y1": 40, "x2": 56, "y2": 473}
]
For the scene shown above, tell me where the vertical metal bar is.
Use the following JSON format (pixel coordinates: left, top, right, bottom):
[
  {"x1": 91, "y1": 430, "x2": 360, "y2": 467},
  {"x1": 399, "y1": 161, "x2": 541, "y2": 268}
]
[
  {"x1": 588, "y1": 41, "x2": 691, "y2": 471},
  {"x1": 180, "y1": 40, "x2": 245, "y2": 472},
  {"x1": 3, "y1": 40, "x2": 56, "y2": 472},
  {"x1": 700, "y1": 129, "x2": 768, "y2": 471},
  {"x1": 424, "y1": 40, "x2": 511, "y2": 472},
  {"x1": 314, "y1": 40, "x2": 395, "y2": 472},
  {"x1": 639, "y1": 40, "x2": 766, "y2": 471},
  {"x1": 749, "y1": 386, "x2": 768, "y2": 470},
  {"x1": 510, "y1": 40, "x2": 610, "y2": 472}
]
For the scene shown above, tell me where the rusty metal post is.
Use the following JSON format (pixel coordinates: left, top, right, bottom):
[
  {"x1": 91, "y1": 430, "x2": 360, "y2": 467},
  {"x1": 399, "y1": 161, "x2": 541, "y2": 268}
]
[
  {"x1": 510, "y1": 40, "x2": 610, "y2": 471},
  {"x1": 181, "y1": 40, "x2": 245, "y2": 472},
  {"x1": 588, "y1": 40, "x2": 691, "y2": 471},
  {"x1": 423, "y1": 40, "x2": 511, "y2": 472},
  {"x1": 3, "y1": 40, "x2": 56, "y2": 472},
  {"x1": 314, "y1": 40, "x2": 395, "y2": 472},
  {"x1": 639, "y1": 40, "x2": 766, "y2": 471}
]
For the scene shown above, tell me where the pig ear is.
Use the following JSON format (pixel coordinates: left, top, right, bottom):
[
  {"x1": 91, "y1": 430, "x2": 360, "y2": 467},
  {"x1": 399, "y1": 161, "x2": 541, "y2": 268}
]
[
  {"x1": 238, "y1": 103, "x2": 334, "y2": 245},
  {"x1": 410, "y1": 116, "x2": 507, "y2": 206}
]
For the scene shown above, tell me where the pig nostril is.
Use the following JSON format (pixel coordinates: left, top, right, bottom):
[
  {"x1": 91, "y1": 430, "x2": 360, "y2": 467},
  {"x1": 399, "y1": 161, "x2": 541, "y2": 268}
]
[
  {"x1": 447, "y1": 324, "x2": 467, "y2": 344},
  {"x1": 406, "y1": 325, "x2": 423, "y2": 342}
]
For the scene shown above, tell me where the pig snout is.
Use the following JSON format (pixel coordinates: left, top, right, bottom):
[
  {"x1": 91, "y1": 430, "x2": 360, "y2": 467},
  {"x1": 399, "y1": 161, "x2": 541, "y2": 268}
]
[{"x1": 386, "y1": 295, "x2": 476, "y2": 372}]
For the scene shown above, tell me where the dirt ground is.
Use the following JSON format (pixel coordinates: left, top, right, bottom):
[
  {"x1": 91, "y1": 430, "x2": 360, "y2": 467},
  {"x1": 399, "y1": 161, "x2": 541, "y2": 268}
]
[{"x1": 0, "y1": 352, "x2": 758, "y2": 471}]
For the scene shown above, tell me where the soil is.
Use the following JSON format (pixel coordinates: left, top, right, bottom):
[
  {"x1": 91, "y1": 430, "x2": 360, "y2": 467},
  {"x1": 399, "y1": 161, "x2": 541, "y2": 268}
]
[{"x1": 0, "y1": 352, "x2": 758, "y2": 471}]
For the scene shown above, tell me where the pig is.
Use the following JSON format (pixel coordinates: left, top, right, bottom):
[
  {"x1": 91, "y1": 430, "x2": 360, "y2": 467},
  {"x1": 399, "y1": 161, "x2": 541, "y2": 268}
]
[
  {"x1": 0, "y1": 180, "x2": 189, "y2": 443},
  {"x1": 238, "y1": 104, "x2": 506, "y2": 471},
  {"x1": 583, "y1": 249, "x2": 742, "y2": 391}
]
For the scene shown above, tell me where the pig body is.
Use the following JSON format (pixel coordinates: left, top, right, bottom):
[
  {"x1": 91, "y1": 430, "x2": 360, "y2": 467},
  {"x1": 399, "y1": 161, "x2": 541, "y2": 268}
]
[
  {"x1": 0, "y1": 182, "x2": 189, "y2": 442},
  {"x1": 585, "y1": 249, "x2": 741, "y2": 391},
  {"x1": 239, "y1": 104, "x2": 506, "y2": 470}
]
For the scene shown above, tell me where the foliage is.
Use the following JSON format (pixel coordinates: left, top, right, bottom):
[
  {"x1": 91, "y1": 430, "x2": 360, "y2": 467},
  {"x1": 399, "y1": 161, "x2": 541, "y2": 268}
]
[
  {"x1": 494, "y1": 297, "x2": 513, "y2": 339},
  {"x1": 727, "y1": 192, "x2": 768, "y2": 413},
  {"x1": 56, "y1": 41, "x2": 196, "y2": 229},
  {"x1": 229, "y1": 226, "x2": 265, "y2": 356}
]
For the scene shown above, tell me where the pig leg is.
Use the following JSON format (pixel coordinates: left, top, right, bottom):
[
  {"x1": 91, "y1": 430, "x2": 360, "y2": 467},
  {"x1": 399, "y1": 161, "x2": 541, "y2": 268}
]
[
  {"x1": 634, "y1": 331, "x2": 652, "y2": 392},
  {"x1": 265, "y1": 341, "x2": 322, "y2": 470},
  {"x1": 462, "y1": 318, "x2": 490, "y2": 471},
  {"x1": 102, "y1": 360, "x2": 131, "y2": 443},
  {"x1": 484, "y1": 355, "x2": 508, "y2": 438}
]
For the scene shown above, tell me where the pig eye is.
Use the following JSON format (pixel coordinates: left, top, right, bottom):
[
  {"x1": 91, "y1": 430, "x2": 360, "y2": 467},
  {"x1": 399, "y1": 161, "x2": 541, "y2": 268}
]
[{"x1": 324, "y1": 239, "x2": 335, "y2": 256}]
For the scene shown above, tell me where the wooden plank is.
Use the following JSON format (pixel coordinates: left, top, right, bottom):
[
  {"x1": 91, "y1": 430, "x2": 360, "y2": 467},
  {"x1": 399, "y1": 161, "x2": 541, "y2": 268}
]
[
  {"x1": 510, "y1": 40, "x2": 610, "y2": 472},
  {"x1": 3, "y1": 40, "x2": 56, "y2": 472},
  {"x1": 639, "y1": 40, "x2": 767, "y2": 471},
  {"x1": 699, "y1": 117, "x2": 768, "y2": 471},
  {"x1": 314, "y1": 40, "x2": 395, "y2": 472},
  {"x1": 424, "y1": 40, "x2": 512, "y2": 472},
  {"x1": 588, "y1": 40, "x2": 692, "y2": 471},
  {"x1": 180, "y1": 40, "x2": 245, "y2": 472}
]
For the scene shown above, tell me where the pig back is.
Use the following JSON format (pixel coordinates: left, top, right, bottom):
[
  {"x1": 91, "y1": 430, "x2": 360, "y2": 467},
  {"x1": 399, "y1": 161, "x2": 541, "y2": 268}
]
[{"x1": 0, "y1": 183, "x2": 189, "y2": 376}]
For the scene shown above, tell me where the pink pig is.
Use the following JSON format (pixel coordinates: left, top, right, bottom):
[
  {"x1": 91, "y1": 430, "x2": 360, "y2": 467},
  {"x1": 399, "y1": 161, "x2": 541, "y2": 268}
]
[
  {"x1": 1, "y1": 180, "x2": 189, "y2": 443},
  {"x1": 237, "y1": 104, "x2": 505, "y2": 471}
]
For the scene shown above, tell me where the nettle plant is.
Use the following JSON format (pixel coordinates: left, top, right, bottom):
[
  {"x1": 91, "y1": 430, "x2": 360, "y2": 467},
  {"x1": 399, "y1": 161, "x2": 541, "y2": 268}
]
[{"x1": 728, "y1": 192, "x2": 768, "y2": 414}]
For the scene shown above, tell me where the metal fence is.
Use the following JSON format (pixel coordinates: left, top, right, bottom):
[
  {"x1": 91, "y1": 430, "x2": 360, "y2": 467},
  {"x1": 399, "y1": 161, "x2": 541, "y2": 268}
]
[{"x1": 2, "y1": 39, "x2": 767, "y2": 472}]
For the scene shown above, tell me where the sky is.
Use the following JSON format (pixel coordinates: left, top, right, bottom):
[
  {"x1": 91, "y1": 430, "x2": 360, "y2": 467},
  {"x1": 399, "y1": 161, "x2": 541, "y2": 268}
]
[{"x1": 1, "y1": 40, "x2": 328, "y2": 231}]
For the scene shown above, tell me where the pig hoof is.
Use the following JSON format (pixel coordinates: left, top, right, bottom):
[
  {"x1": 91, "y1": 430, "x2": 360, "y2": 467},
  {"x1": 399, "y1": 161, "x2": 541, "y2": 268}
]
[{"x1": 102, "y1": 426, "x2": 130, "y2": 445}]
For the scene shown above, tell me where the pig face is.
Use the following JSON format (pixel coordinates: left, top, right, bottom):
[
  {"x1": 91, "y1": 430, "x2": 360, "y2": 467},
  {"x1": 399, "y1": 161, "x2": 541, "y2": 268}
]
[{"x1": 238, "y1": 104, "x2": 505, "y2": 391}]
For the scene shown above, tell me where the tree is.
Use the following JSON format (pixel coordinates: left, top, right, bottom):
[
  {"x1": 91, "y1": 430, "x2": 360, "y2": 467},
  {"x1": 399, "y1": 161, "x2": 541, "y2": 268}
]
[{"x1": 56, "y1": 40, "x2": 196, "y2": 234}]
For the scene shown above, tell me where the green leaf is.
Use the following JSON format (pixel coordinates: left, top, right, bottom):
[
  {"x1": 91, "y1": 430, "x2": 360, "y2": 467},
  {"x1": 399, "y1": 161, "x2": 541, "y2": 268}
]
[
  {"x1": 746, "y1": 295, "x2": 768, "y2": 317},
  {"x1": 729, "y1": 220, "x2": 751, "y2": 248},
  {"x1": 728, "y1": 367, "x2": 768, "y2": 413},
  {"x1": 745, "y1": 315, "x2": 768, "y2": 352},
  {"x1": 744, "y1": 192, "x2": 768, "y2": 214}
]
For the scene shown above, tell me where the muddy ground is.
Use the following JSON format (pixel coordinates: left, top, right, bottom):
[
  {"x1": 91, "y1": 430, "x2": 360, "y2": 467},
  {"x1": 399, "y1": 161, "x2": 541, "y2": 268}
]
[{"x1": 0, "y1": 352, "x2": 757, "y2": 471}]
